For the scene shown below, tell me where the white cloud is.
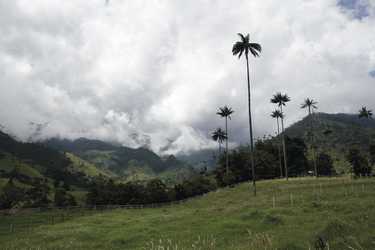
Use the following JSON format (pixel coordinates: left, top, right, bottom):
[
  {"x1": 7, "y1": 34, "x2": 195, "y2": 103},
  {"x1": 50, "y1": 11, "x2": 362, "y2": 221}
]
[{"x1": 0, "y1": 0, "x2": 374, "y2": 155}]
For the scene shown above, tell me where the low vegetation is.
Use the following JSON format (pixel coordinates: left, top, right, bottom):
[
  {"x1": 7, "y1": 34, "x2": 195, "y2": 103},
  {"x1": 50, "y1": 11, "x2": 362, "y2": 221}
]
[{"x1": 1, "y1": 177, "x2": 374, "y2": 249}]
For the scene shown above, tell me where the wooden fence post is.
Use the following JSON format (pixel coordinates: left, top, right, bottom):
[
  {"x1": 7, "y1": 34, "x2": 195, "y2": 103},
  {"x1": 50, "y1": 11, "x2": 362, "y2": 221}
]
[
  {"x1": 291, "y1": 195, "x2": 293, "y2": 205},
  {"x1": 317, "y1": 192, "x2": 320, "y2": 202},
  {"x1": 362, "y1": 185, "x2": 365, "y2": 192},
  {"x1": 345, "y1": 189, "x2": 347, "y2": 198},
  {"x1": 273, "y1": 197, "x2": 275, "y2": 208},
  {"x1": 10, "y1": 224, "x2": 13, "y2": 236}
]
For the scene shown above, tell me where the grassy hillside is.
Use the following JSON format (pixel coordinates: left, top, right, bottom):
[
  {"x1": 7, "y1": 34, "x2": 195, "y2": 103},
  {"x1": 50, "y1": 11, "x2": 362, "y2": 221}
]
[{"x1": 1, "y1": 177, "x2": 374, "y2": 249}]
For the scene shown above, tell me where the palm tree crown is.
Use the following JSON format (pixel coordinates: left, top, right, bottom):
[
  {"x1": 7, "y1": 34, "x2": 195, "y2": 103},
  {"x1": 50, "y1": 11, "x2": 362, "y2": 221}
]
[
  {"x1": 270, "y1": 92, "x2": 291, "y2": 107},
  {"x1": 359, "y1": 106, "x2": 373, "y2": 119},
  {"x1": 217, "y1": 106, "x2": 235, "y2": 120},
  {"x1": 300, "y1": 98, "x2": 318, "y2": 115},
  {"x1": 271, "y1": 109, "x2": 284, "y2": 119},
  {"x1": 232, "y1": 33, "x2": 262, "y2": 59}
]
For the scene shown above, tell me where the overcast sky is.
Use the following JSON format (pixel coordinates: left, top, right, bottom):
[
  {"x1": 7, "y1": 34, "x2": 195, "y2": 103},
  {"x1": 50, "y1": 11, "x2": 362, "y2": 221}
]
[{"x1": 0, "y1": 0, "x2": 374, "y2": 155}]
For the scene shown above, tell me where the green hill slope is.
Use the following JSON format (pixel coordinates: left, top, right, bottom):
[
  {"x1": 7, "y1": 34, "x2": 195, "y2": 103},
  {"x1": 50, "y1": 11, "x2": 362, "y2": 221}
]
[
  {"x1": 43, "y1": 138, "x2": 198, "y2": 184},
  {"x1": 0, "y1": 130, "x2": 111, "y2": 191},
  {"x1": 278, "y1": 112, "x2": 375, "y2": 173}
]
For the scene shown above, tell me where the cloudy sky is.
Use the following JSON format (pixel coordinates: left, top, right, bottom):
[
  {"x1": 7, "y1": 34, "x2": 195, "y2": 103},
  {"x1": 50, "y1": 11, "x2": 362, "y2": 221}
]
[{"x1": 0, "y1": 0, "x2": 374, "y2": 155}]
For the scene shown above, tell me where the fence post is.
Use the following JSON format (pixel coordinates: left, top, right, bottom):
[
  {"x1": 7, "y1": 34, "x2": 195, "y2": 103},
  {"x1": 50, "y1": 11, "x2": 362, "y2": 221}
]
[
  {"x1": 362, "y1": 185, "x2": 365, "y2": 192},
  {"x1": 355, "y1": 189, "x2": 358, "y2": 198},
  {"x1": 30, "y1": 219, "x2": 33, "y2": 231},
  {"x1": 291, "y1": 195, "x2": 293, "y2": 205},
  {"x1": 273, "y1": 197, "x2": 275, "y2": 208},
  {"x1": 317, "y1": 192, "x2": 320, "y2": 202},
  {"x1": 345, "y1": 189, "x2": 347, "y2": 198},
  {"x1": 10, "y1": 224, "x2": 13, "y2": 236}
]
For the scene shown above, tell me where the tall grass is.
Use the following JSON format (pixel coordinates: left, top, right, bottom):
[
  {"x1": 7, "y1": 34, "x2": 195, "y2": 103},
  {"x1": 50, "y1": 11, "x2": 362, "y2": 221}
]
[{"x1": 1, "y1": 177, "x2": 374, "y2": 249}]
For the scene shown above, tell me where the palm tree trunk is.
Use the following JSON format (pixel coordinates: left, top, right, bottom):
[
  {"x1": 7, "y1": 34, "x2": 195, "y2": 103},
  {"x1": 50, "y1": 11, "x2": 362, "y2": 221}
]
[
  {"x1": 366, "y1": 118, "x2": 371, "y2": 144},
  {"x1": 309, "y1": 110, "x2": 317, "y2": 182},
  {"x1": 246, "y1": 54, "x2": 256, "y2": 196},
  {"x1": 280, "y1": 105, "x2": 288, "y2": 182},
  {"x1": 277, "y1": 118, "x2": 283, "y2": 178},
  {"x1": 225, "y1": 117, "x2": 229, "y2": 172}
]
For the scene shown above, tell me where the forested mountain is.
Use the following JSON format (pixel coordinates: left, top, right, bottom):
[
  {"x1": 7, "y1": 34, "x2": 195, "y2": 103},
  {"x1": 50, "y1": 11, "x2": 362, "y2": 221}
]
[
  {"x1": 176, "y1": 113, "x2": 375, "y2": 174},
  {"x1": 281, "y1": 112, "x2": 375, "y2": 172},
  {"x1": 42, "y1": 137, "x2": 198, "y2": 184},
  {"x1": 0, "y1": 130, "x2": 110, "y2": 188}
]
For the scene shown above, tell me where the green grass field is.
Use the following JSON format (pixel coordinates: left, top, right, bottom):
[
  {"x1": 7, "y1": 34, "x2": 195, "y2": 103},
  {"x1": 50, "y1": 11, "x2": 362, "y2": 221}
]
[{"x1": 1, "y1": 177, "x2": 374, "y2": 249}]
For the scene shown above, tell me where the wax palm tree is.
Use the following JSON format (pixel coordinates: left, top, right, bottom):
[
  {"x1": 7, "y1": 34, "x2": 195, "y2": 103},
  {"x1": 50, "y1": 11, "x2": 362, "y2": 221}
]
[
  {"x1": 301, "y1": 98, "x2": 318, "y2": 180},
  {"x1": 211, "y1": 127, "x2": 227, "y2": 157},
  {"x1": 217, "y1": 106, "x2": 235, "y2": 172},
  {"x1": 232, "y1": 33, "x2": 261, "y2": 196},
  {"x1": 271, "y1": 109, "x2": 284, "y2": 178},
  {"x1": 359, "y1": 106, "x2": 373, "y2": 145},
  {"x1": 270, "y1": 92, "x2": 290, "y2": 181}
]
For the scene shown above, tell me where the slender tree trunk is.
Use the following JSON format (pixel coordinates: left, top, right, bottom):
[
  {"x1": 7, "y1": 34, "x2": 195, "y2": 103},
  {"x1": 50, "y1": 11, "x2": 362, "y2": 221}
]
[
  {"x1": 277, "y1": 118, "x2": 283, "y2": 178},
  {"x1": 219, "y1": 141, "x2": 222, "y2": 157},
  {"x1": 366, "y1": 118, "x2": 371, "y2": 145},
  {"x1": 225, "y1": 117, "x2": 229, "y2": 172},
  {"x1": 310, "y1": 109, "x2": 317, "y2": 182},
  {"x1": 246, "y1": 54, "x2": 256, "y2": 196},
  {"x1": 280, "y1": 105, "x2": 288, "y2": 181}
]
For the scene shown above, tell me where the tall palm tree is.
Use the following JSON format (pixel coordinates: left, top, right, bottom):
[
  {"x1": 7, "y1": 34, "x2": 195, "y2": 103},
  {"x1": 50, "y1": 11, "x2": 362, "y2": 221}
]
[
  {"x1": 217, "y1": 106, "x2": 235, "y2": 172},
  {"x1": 211, "y1": 127, "x2": 227, "y2": 157},
  {"x1": 232, "y1": 33, "x2": 261, "y2": 196},
  {"x1": 270, "y1": 92, "x2": 290, "y2": 181},
  {"x1": 359, "y1": 106, "x2": 373, "y2": 145},
  {"x1": 301, "y1": 98, "x2": 318, "y2": 180},
  {"x1": 271, "y1": 109, "x2": 284, "y2": 178}
]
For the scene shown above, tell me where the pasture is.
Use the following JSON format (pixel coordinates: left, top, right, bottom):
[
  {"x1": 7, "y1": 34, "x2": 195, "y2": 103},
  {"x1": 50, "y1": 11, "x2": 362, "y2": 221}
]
[{"x1": 1, "y1": 177, "x2": 374, "y2": 249}]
